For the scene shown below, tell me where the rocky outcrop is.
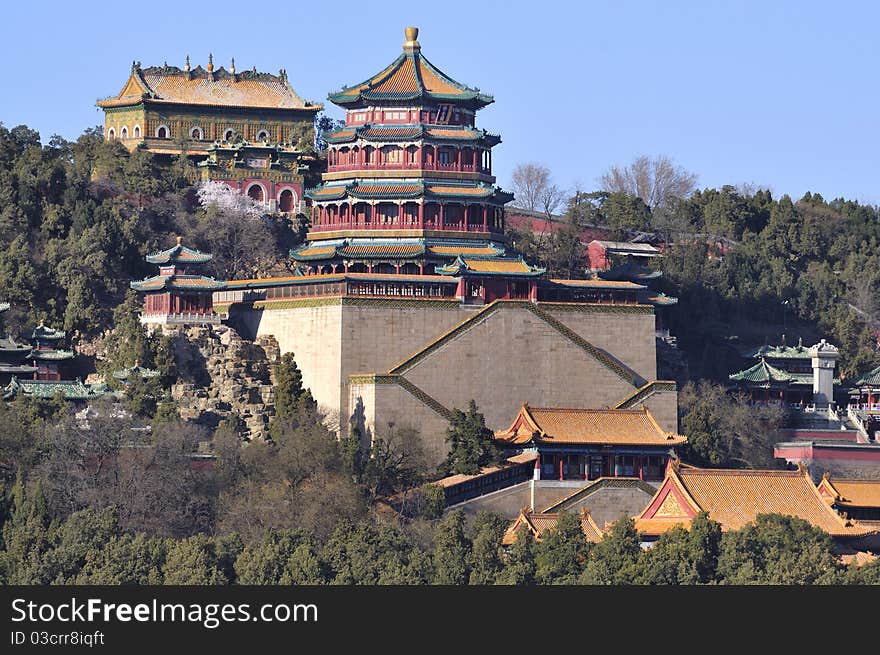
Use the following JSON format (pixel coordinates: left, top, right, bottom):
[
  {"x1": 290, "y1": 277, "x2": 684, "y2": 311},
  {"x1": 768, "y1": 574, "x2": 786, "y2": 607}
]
[{"x1": 164, "y1": 324, "x2": 279, "y2": 441}]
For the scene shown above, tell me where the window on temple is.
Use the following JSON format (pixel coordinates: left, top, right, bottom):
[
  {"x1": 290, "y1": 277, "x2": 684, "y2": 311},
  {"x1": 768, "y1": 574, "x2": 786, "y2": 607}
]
[
  {"x1": 438, "y1": 148, "x2": 452, "y2": 165},
  {"x1": 190, "y1": 126, "x2": 204, "y2": 140},
  {"x1": 383, "y1": 146, "x2": 402, "y2": 164},
  {"x1": 279, "y1": 189, "x2": 295, "y2": 213},
  {"x1": 247, "y1": 184, "x2": 265, "y2": 203},
  {"x1": 224, "y1": 129, "x2": 234, "y2": 142},
  {"x1": 614, "y1": 455, "x2": 635, "y2": 477},
  {"x1": 257, "y1": 130, "x2": 270, "y2": 141},
  {"x1": 156, "y1": 125, "x2": 169, "y2": 139},
  {"x1": 120, "y1": 127, "x2": 128, "y2": 139},
  {"x1": 108, "y1": 128, "x2": 115, "y2": 140},
  {"x1": 133, "y1": 125, "x2": 141, "y2": 138},
  {"x1": 406, "y1": 146, "x2": 417, "y2": 164},
  {"x1": 363, "y1": 146, "x2": 374, "y2": 164}
]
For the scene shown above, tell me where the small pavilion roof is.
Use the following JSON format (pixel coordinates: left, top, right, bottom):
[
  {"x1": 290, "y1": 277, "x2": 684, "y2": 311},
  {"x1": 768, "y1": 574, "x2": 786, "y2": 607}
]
[
  {"x1": 728, "y1": 358, "x2": 795, "y2": 384},
  {"x1": 98, "y1": 61, "x2": 320, "y2": 111},
  {"x1": 130, "y1": 274, "x2": 226, "y2": 293},
  {"x1": 742, "y1": 339, "x2": 812, "y2": 360},
  {"x1": 146, "y1": 237, "x2": 213, "y2": 265},
  {"x1": 634, "y1": 463, "x2": 876, "y2": 538},
  {"x1": 502, "y1": 507, "x2": 605, "y2": 546},
  {"x1": 3, "y1": 377, "x2": 104, "y2": 401},
  {"x1": 113, "y1": 363, "x2": 161, "y2": 381},
  {"x1": 328, "y1": 27, "x2": 494, "y2": 110},
  {"x1": 30, "y1": 349, "x2": 75, "y2": 361},
  {"x1": 851, "y1": 365, "x2": 880, "y2": 387},
  {"x1": 0, "y1": 337, "x2": 31, "y2": 354},
  {"x1": 30, "y1": 323, "x2": 66, "y2": 342},
  {"x1": 435, "y1": 256, "x2": 544, "y2": 277},
  {"x1": 597, "y1": 260, "x2": 662, "y2": 282},
  {"x1": 494, "y1": 403, "x2": 687, "y2": 447}
]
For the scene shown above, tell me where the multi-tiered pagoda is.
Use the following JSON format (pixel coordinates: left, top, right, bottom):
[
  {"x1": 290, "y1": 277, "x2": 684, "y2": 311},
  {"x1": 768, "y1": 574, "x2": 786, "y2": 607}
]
[
  {"x1": 131, "y1": 237, "x2": 225, "y2": 325},
  {"x1": 293, "y1": 27, "x2": 545, "y2": 303}
]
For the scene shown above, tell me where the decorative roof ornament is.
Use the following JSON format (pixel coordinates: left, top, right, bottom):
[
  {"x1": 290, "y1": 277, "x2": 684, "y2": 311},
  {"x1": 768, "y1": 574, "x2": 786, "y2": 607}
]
[
  {"x1": 403, "y1": 26, "x2": 420, "y2": 53},
  {"x1": 230, "y1": 57, "x2": 236, "y2": 75},
  {"x1": 207, "y1": 53, "x2": 214, "y2": 73},
  {"x1": 185, "y1": 55, "x2": 190, "y2": 72}
]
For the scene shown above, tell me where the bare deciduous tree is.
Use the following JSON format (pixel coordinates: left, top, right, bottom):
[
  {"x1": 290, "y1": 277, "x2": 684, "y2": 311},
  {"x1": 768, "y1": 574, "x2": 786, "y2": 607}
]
[
  {"x1": 512, "y1": 162, "x2": 562, "y2": 217},
  {"x1": 600, "y1": 155, "x2": 698, "y2": 209}
]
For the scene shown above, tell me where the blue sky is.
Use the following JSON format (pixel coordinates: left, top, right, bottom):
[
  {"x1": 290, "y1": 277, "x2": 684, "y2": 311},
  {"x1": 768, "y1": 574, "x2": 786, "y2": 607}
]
[{"x1": 3, "y1": 0, "x2": 877, "y2": 204}]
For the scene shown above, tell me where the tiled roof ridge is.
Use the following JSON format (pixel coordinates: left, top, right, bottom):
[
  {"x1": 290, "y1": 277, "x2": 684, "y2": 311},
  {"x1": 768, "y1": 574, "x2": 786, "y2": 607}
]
[
  {"x1": 679, "y1": 468, "x2": 805, "y2": 477},
  {"x1": 527, "y1": 405, "x2": 649, "y2": 414}
]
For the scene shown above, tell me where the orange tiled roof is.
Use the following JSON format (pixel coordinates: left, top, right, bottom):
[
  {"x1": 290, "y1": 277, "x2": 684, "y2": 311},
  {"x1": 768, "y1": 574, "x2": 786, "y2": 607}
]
[
  {"x1": 428, "y1": 245, "x2": 500, "y2": 256},
  {"x1": 495, "y1": 404, "x2": 687, "y2": 447},
  {"x1": 822, "y1": 477, "x2": 880, "y2": 508},
  {"x1": 99, "y1": 66, "x2": 317, "y2": 110},
  {"x1": 502, "y1": 508, "x2": 604, "y2": 546},
  {"x1": 635, "y1": 465, "x2": 876, "y2": 538},
  {"x1": 549, "y1": 279, "x2": 646, "y2": 289},
  {"x1": 460, "y1": 259, "x2": 532, "y2": 274},
  {"x1": 338, "y1": 244, "x2": 424, "y2": 257},
  {"x1": 427, "y1": 185, "x2": 494, "y2": 196},
  {"x1": 425, "y1": 127, "x2": 481, "y2": 139}
]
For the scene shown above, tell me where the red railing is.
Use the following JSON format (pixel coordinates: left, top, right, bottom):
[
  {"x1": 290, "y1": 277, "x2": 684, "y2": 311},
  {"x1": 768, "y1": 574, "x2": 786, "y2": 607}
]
[
  {"x1": 327, "y1": 161, "x2": 491, "y2": 174},
  {"x1": 310, "y1": 221, "x2": 502, "y2": 233}
]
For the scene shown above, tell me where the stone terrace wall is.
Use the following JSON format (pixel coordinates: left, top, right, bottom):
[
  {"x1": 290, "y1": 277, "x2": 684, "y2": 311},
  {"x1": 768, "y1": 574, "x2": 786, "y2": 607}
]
[{"x1": 164, "y1": 324, "x2": 279, "y2": 440}]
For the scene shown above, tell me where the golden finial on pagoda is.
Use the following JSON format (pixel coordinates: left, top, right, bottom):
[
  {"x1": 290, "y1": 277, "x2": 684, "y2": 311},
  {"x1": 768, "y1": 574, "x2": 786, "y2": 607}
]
[
  {"x1": 403, "y1": 26, "x2": 420, "y2": 52},
  {"x1": 207, "y1": 53, "x2": 214, "y2": 72},
  {"x1": 176, "y1": 235, "x2": 183, "y2": 246},
  {"x1": 230, "y1": 57, "x2": 236, "y2": 74},
  {"x1": 185, "y1": 55, "x2": 190, "y2": 72}
]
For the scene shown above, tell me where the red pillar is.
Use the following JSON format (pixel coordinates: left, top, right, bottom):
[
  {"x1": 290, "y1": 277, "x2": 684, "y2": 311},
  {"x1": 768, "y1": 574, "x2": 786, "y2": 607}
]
[
  {"x1": 439, "y1": 203, "x2": 444, "y2": 230},
  {"x1": 559, "y1": 458, "x2": 564, "y2": 481},
  {"x1": 482, "y1": 205, "x2": 488, "y2": 232},
  {"x1": 398, "y1": 203, "x2": 403, "y2": 225},
  {"x1": 456, "y1": 147, "x2": 461, "y2": 171},
  {"x1": 418, "y1": 202, "x2": 424, "y2": 228}
]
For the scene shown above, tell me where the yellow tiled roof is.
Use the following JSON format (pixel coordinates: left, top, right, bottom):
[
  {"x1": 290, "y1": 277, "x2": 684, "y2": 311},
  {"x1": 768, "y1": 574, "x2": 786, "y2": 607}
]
[
  {"x1": 495, "y1": 404, "x2": 687, "y2": 446},
  {"x1": 501, "y1": 508, "x2": 604, "y2": 546},
  {"x1": 338, "y1": 244, "x2": 424, "y2": 256},
  {"x1": 428, "y1": 185, "x2": 493, "y2": 196},
  {"x1": 461, "y1": 259, "x2": 531, "y2": 274},
  {"x1": 142, "y1": 73, "x2": 308, "y2": 109},
  {"x1": 428, "y1": 246, "x2": 499, "y2": 256},
  {"x1": 636, "y1": 466, "x2": 876, "y2": 538},
  {"x1": 825, "y1": 478, "x2": 880, "y2": 508},
  {"x1": 425, "y1": 127, "x2": 480, "y2": 139},
  {"x1": 292, "y1": 246, "x2": 337, "y2": 257}
]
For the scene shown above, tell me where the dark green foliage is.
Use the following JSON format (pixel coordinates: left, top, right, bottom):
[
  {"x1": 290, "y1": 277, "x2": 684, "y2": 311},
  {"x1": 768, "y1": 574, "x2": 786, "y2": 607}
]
[
  {"x1": 162, "y1": 534, "x2": 230, "y2": 585},
  {"x1": 441, "y1": 400, "x2": 503, "y2": 476},
  {"x1": 534, "y1": 512, "x2": 591, "y2": 584},
  {"x1": 270, "y1": 352, "x2": 316, "y2": 437},
  {"x1": 580, "y1": 516, "x2": 641, "y2": 584},
  {"x1": 466, "y1": 512, "x2": 508, "y2": 584},
  {"x1": 633, "y1": 512, "x2": 722, "y2": 584},
  {"x1": 716, "y1": 514, "x2": 844, "y2": 584},
  {"x1": 431, "y1": 510, "x2": 471, "y2": 584},
  {"x1": 495, "y1": 526, "x2": 536, "y2": 585},
  {"x1": 234, "y1": 529, "x2": 324, "y2": 584}
]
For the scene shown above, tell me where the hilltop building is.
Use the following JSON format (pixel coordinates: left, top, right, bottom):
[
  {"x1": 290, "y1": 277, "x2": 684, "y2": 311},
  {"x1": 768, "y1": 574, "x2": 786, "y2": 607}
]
[
  {"x1": 729, "y1": 338, "x2": 840, "y2": 407},
  {"x1": 203, "y1": 28, "x2": 678, "y2": 464},
  {"x1": 0, "y1": 304, "x2": 36, "y2": 384},
  {"x1": 97, "y1": 59, "x2": 321, "y2": 212},
  {"x1": 131, "y1": 237, "x2": 225, "y2": 327},
  {"x1": 28, "y1": 322, "x2": 74, "y2": 381}
]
